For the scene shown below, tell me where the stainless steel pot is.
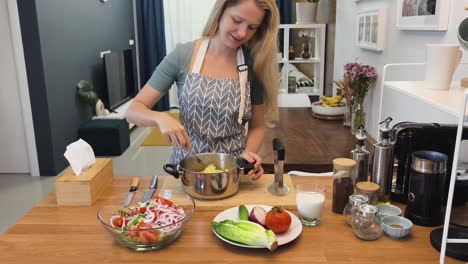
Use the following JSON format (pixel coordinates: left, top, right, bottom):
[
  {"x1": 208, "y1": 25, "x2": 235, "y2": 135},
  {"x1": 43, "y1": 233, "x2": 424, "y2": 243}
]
[{"x1": 163, "y1": 153, "x2": 253, "y2": 200}]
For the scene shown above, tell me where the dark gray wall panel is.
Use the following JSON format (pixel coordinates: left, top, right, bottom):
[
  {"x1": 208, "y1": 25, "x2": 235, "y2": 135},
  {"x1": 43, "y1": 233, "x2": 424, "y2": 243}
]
[
  {"x1": 19, "y1": 0, "x2": 134, "y2": 175},
  {"x1": 17, "y1": 0, "x2": 54, "y2": 175}
]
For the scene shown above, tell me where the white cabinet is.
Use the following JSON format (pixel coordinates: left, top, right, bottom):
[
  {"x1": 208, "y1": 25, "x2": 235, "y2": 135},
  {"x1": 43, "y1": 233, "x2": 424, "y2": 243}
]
[
  {"x1": 378, "y1": 63, "x2": 468, "y2": 264},
  {"x1": 278, "y1": 24, "x2": 326, "y2": 96}
]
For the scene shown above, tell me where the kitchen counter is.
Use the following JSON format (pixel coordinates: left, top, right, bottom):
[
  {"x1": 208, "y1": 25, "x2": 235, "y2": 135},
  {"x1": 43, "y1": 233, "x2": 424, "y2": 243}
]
[
  {"x1": 0, "y1": 176, "x2": 462, "y2": 263},
  {"x1": 258, "y1": 107, "x2": 358, "y2": 173}
]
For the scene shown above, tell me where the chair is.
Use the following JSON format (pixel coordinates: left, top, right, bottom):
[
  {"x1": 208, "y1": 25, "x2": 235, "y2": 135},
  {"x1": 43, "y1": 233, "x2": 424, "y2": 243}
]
[{"x1": 277, "y1": 93, "x2": 312, "y2": 107}]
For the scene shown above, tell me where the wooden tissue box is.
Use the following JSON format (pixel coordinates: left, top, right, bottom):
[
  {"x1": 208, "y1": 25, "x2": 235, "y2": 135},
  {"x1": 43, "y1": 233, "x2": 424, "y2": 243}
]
[{"x1": 55, "y1": 158, "x2": 114, "y2": 205}]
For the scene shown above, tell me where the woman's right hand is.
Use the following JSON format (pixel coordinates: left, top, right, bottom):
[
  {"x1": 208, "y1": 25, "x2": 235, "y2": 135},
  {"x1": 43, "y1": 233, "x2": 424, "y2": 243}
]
[
  {"x1": 125, "y1": 86, "x2": 192, "y2": 150},
  {"x1": 157, "y1": 113, "x2": 192, "y2": 151}
]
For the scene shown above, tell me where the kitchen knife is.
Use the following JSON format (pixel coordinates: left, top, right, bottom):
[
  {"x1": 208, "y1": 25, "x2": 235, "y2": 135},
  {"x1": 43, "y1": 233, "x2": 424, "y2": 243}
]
[
  {"x1": 123, "y1": 177, "x2": 139, "y2": 207},
  {"x1": 141, "y1": 175, "x2": 158, "y2": 203}
]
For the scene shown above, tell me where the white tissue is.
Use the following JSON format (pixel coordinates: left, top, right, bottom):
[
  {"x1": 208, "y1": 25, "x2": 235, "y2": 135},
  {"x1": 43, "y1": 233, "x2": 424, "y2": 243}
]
[{"x1": 64, "y1": 139, "x2": 96, "y2": 175}]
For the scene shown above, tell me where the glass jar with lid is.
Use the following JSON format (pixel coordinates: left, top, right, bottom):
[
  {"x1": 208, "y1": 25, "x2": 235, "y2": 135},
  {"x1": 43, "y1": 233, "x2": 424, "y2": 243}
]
[
  {"x1": 352, "y1": 204, "x2": 382, "y2": 241},
  {"x1": 343, "y1": 194, "x2": 369, "y2": 226},
  {"x1": 332, "y1": 158, "x2": 356, "y2": 214},
  {"x1": 355, "y1": 181, "x2": 380, "y2": 205}
]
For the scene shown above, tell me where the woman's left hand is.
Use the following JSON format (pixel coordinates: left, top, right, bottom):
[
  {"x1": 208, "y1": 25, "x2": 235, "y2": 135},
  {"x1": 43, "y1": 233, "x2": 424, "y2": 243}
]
[{"x1": 240, "y1": 151, "x2": 264, "y2": 180}]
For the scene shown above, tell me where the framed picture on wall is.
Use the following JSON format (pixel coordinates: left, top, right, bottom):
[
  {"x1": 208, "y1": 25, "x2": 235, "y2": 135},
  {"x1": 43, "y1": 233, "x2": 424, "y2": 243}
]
[
  {"x1": 396, "y1": 0, "x2": 450, "y2": 31},
  {"x1": 356, "y1": 8, "x2": 387, "y2": 51}
]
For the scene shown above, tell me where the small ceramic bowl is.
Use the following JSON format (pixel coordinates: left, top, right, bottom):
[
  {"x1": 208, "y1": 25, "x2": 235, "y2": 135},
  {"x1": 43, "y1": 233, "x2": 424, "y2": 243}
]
[
  {"x1": 381, "y1": 215, "x2": 413, "y2": 239},
  {"x1": 376, "y1": 204, "x2": 402, "y2": 222}
]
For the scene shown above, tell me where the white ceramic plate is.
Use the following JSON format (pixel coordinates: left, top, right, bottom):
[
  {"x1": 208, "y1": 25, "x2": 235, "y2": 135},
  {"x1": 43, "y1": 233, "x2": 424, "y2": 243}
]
[{"x1": 212, "y1": 205, "x2": 302, "y2": 248}]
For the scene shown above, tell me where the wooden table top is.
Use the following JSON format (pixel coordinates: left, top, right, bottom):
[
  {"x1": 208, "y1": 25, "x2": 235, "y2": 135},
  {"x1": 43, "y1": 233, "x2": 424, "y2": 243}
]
[
  {"x1": 0, "y1": 176, "x2": 461, "y2": 263},
  {"x1": 258, "y1": 108, "x2": 357, "y2": 173}
]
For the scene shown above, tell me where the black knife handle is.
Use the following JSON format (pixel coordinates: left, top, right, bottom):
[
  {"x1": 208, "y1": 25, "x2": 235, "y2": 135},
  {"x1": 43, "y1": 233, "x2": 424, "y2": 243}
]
[{"x1": 273, "y1": 138, "x2": 285, "y2": 160}]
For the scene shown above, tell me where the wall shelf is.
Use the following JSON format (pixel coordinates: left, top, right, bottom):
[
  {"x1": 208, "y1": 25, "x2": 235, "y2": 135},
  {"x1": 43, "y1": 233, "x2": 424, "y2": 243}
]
[
  {"x1": 278, "y1": 24, "x2": 325, "y2": 96},
  {"x1": 383, "y1": 81, "x2": 468, "y2": 118}
]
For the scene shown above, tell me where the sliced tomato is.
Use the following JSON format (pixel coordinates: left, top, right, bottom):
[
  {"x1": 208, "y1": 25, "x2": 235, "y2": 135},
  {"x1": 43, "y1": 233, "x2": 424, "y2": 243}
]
[
  {"x1": 138, "y1": 207, "x2": 147, "y2": 214},
  {"x1": 136, "y1": 222, "x2": 152, "y2": 230},
  {"x1": 154, "y1": 196, "x2": 173, "y2": 206},
  {"x1": 112, "y1": 216, "x2": 124, "y2": 227},
  {"x1": 139, "y1": 230, "x2": 158, "y2": 244},
  {"x1": 127, "y1": 229, "x2": 139, "y2": 238},
  {"x1": 131, "y1": 209, "x2": 139, "y2": 216},
  {"x1": 136, "y1": 222, "x2": 158, "y2": 244}
]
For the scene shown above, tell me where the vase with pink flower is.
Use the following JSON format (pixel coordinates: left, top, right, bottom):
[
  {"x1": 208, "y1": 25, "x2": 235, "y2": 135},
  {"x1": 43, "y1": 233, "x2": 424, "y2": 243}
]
[
  {"x1": 334, "y1": 74, "x2": 353, "y2": 127},
  {"x1": 298, "y1": 30, "x2": 314, "y2": 59},
  {"x1": 343, "y1": 62, "x2": 377, "y2": 135}
]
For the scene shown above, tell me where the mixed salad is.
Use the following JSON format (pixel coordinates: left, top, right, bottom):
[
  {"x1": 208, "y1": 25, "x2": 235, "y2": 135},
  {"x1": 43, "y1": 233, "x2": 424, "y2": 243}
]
[{"x1": 110, "y1": 196, "x2": 186, "y2": 244}]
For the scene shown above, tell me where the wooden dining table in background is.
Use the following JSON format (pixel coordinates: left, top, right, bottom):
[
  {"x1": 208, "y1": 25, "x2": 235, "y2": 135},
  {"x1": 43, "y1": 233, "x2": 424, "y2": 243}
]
[
  {"x1": 258, "y1": 107, "x2": 357, "y2": 173},
  {"x1": 0, "y1": 176, "x2": 462, "y2": 264}
]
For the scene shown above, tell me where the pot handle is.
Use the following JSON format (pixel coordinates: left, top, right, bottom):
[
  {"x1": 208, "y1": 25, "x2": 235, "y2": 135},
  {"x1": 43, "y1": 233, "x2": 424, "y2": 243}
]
[
  {"x1": 239, "y1": 158, "x2": 255, "y2": 174},
  {"x1": 163, "y1": 164, "x2": 180, "y2": 179}
]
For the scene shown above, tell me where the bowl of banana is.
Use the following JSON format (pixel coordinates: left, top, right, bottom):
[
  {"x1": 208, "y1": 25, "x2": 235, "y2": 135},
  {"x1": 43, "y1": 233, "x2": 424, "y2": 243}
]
[{"x1": 312, "y1": 95, "x2": 347, "y2": 116}]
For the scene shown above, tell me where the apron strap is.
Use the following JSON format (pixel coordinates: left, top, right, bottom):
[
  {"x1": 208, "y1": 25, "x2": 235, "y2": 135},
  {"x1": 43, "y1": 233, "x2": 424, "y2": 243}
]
[
  {"x1": 191, "y1": 38, "x2": 210, "y2": 74},
  {"x1": 237, "y1": 48, "x2": 248, "y2": 124}
]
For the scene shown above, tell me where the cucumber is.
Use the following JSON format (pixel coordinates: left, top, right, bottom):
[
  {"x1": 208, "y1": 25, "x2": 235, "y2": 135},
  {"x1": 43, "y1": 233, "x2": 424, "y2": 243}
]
[{"x1": 238, "y1": 205, "x2": 249, "y2": 221}]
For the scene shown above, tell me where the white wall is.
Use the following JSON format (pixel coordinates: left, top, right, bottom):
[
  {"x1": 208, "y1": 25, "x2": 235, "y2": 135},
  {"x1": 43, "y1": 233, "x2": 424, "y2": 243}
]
[
  {"x1": 334, "y1": 0, "x2": 468, "y2": 139},
  {"x1": 0, "y1": 0, "x2": 34, "y2": 174},
  {"x1": 163, "y1": 0, "x2": 216, "y2": 108}
]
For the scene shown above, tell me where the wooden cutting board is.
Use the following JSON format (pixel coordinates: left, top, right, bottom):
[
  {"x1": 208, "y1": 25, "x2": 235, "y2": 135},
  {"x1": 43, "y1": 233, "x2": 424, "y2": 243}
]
[{"x1": 160, "y1": 174, "x2": 297, "y2": 211}]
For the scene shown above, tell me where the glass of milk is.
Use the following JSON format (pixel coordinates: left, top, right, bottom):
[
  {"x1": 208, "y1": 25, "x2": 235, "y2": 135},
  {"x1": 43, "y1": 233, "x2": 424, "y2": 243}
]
[{"x1": 296, "y1": 182, "x2": 326, "y2": 226}]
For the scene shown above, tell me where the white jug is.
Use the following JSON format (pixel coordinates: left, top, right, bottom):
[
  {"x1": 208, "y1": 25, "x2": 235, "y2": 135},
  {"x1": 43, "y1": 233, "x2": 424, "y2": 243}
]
[{"x1": 424, "y1": 44, "x2": 462, "y2": 90}]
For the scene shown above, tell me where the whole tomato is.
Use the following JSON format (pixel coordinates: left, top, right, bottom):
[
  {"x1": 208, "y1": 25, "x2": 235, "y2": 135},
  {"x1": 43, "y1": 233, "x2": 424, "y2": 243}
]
[{"x1": 265, "y1": 206, "x2": 292, "y2": 234}]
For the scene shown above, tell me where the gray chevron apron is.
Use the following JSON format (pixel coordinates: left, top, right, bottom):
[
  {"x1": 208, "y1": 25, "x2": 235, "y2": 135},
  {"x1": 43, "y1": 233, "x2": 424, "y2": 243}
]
[{"x1": 170, "y1": 38, "x2": 252, "y2": 164}]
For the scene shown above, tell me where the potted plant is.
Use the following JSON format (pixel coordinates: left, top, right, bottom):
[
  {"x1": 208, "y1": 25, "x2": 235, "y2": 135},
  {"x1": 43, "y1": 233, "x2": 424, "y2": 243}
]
[
  {"x1": 296, "y1": 0, "x2": 320, "y2": 24},
  {"x1": 77, "y1": 80, "x2": 110, "y2": 116}
]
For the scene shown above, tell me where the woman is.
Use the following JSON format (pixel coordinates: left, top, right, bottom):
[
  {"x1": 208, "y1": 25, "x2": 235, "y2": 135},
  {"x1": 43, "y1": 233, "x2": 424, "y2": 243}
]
[{"x1": 125, "y1": 0, "x2": 279, "y2": 180}]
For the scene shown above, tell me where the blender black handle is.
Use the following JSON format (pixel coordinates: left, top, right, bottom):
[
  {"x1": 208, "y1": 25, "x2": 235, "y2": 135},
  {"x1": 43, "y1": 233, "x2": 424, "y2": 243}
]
[{"x1": 273, "y1": 138, "x2": 285, "y2": 161}]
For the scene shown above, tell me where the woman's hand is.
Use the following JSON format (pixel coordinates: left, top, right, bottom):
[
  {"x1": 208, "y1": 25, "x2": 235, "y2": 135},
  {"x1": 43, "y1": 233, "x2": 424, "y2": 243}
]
[
  {"x1": 157, "y1": 113, "x2": 192, "y2": 150},
  {"x1": 240, "y1": 151, "x2": 264, "y2": 180}
]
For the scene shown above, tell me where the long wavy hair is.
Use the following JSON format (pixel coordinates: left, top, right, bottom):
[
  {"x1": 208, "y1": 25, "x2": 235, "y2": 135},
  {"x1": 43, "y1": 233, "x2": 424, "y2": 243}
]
[{"x1": 202, "y1": 0, "x2": 280, "y2": 122}]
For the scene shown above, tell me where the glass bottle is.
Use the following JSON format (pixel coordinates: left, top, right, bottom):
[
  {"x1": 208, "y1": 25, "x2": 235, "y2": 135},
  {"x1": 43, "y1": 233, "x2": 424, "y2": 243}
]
[
  {"x1": 288, "y1": 46, "x2": 295, "y2": 60},
  {"x1": 343, "y1": 96, "x2": 353, "y2": 127},
  {"x1": 343, "y1": 194, "x2": 369, "y2": 226},
  {"x1": 351, "y1": 127, "x2": 370, "y2": 182},
  {"x1": 332, "y1": 158, "x2": 356, "y2": 214},
  {"x1": 351, "y1": 96, "x2": 365, "y2": 135},
  {"x1": 352, "y1": 204, "x2": 382, "y2": 241},
  {"x1": 355, "y1": 181, "x2": 380, "y2": 205}
]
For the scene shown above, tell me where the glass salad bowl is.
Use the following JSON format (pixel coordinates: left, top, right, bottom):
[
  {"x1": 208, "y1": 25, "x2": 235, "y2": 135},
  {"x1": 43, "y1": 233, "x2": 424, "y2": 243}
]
[{"x1": 97, "y1": 189, "x2": 195, "y2": 251}]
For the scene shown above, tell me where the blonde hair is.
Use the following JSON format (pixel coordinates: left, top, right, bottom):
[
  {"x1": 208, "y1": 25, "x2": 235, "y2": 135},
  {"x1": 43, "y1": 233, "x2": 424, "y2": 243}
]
[{"x1": 202, "y1": 0, "x2": 280, "y2": 122}]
